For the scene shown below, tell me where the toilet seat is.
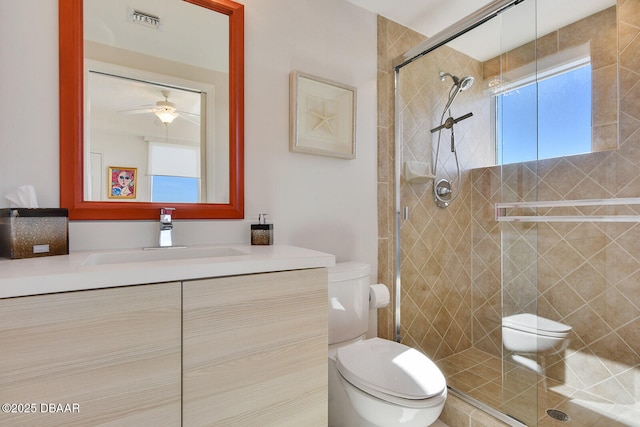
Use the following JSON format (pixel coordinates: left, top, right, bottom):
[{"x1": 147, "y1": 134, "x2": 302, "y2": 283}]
[
  {"x1": 336, "y1": 338, "x2": 447, "y2": 408},
  {"x1": 502, "y1": 313, "x2": 571, "y2": 338}
]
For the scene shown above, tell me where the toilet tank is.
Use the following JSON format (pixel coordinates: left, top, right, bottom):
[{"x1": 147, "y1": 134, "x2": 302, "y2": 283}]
[{"x1": 328, "y1": 262, "x2": 371, "y2": 345}]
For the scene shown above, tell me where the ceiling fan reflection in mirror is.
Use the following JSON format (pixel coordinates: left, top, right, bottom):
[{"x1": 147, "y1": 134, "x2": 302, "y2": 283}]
[{"x1": 120, "y1": 90, "x2": 200, "y2": 125}]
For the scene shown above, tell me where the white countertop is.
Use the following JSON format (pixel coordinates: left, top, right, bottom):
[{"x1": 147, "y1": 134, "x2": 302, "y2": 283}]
[{"x1": 0, "y1": 245, "x2": 335, "y2": 299}]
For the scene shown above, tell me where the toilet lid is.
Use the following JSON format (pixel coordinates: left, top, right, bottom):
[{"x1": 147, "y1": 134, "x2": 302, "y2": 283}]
[
  {"x1": 336, "y1": 338, "x2": 446, "y2": 400},
  {"x1": 502, "y1": 313, "x2": 571, "y2": 336}
]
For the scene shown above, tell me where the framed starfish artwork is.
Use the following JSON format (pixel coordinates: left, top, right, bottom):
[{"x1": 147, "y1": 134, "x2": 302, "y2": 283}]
[{"x1": 289, "y1": 70, "x2": 356, "y2": 159}]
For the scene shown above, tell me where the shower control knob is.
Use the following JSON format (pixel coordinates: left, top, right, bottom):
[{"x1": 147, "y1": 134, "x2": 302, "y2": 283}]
[{"x1": 437, "y1": 186, "x2": 452, "y2": 196}]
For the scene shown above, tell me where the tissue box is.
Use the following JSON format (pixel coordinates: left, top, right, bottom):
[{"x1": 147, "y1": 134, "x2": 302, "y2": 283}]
[{"x1": 0, "y1": 208, "x2": 69, "y2": 259}]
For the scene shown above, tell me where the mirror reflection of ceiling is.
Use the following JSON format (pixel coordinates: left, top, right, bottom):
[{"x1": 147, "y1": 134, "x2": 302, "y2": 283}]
[
  {"x1": 88, "y1": 72, "x2": 201, "y2": 142},
  {"x1": 345, "y1": 0, "x2": 615, "y2": 61},
  {"x1": 84, "y1": 0, "x2": 228, "y2": 72}
]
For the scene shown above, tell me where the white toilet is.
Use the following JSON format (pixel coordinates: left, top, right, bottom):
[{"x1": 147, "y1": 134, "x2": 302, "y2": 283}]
[{"x1": 328, "y1": 262, "x2": 447, "y2": 427}]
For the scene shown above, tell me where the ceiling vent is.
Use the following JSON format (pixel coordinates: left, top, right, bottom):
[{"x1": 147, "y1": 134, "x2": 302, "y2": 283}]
[{"x1": 128, "y1": 9, "x2": 162, "y2": 30}]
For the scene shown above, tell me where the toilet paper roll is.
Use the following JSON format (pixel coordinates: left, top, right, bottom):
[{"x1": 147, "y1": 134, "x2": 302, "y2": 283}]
[{"x1": 369, "y1": 284, "x2": 390, "y2": 309}]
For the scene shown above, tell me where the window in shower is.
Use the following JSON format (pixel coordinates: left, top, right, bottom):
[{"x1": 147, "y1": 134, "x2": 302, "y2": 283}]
[{"x1": 494, "y1": 45, "x2": 592, "y2": 165}]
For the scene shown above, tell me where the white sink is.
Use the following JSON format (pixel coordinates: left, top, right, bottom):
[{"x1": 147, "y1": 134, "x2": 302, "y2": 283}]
[{"x1": 82, "y1": 246, "x2": 247, "y2": 266}]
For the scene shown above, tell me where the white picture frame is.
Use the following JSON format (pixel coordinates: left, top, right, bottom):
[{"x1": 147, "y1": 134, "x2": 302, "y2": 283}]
[{"x1": 289, "y1": 70, "x2": 356, "y2": 159}]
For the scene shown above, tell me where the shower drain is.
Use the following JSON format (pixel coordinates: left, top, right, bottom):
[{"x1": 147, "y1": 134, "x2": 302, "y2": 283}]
[{"x1": 546, "y1": 409, "x2": 570, "y2": 422}]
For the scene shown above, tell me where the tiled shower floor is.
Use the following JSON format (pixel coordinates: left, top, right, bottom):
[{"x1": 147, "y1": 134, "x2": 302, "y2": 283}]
[{"x1": 436, "y1": 348, "x2": 634, "y2": 426}]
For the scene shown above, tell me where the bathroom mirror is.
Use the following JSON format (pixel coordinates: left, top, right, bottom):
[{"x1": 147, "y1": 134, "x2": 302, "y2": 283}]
[{"x1": 59, "y1": 0, "x2": 244, "y2": 220}]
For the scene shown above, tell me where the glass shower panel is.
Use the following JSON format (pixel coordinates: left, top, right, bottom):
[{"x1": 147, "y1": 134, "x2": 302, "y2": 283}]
[
  {"x1": 492, "y1": 1, "x2": 540, "y2": 425},
  {"x1": 395, "y1": 0, "x2": 538, "y2": 422}
]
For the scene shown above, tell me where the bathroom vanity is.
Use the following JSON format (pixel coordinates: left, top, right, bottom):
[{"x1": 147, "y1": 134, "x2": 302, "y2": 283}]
[{"x1": 0, "y1": 245, "x2": 333, "y2": 426}]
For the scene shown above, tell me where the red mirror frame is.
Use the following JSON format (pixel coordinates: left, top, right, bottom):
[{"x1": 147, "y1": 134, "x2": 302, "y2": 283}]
[{"x1": 59, "y1": 0, "x2": 244, "y2": 220}]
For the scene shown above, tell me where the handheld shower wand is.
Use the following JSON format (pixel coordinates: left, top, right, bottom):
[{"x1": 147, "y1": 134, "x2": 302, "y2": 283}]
[{"x1": 440, "y1": 72, "x2": 475, "y2": 113}]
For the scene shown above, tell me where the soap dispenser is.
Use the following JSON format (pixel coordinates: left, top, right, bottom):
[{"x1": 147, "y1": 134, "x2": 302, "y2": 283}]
[{"x1": 251, "y1": 213, "x2": 273, "y2": 245}]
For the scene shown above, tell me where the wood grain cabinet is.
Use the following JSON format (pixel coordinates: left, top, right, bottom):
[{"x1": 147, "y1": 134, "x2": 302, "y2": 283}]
[
  {"x1": 0, "y1": 268, "x2": 328, "y2": 427},
  {"x1": 183, "y1": 268, "x2": 328, "y2": 426},
  {"x1": 0, "y1": 282, "x2": 182, "y2": 426}
]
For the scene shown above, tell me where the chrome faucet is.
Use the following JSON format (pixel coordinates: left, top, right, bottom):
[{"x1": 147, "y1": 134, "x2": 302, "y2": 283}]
[{"x1": 159, "y1": 207, "x2": 176, "y2": 247}]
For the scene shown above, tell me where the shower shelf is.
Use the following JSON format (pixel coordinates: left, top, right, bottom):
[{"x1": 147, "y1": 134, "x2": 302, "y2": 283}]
[
  {"x1": 495, "y1": 198, "x2": 640, "y2": 223},
  {"x1": 403, "y1": 161, "x2": 435, "y2": 183}
]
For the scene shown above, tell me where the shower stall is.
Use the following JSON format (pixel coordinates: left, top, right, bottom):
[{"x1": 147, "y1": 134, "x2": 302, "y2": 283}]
[{"x1": 378, "y1": 0, "x2": 639, "y2": 425}]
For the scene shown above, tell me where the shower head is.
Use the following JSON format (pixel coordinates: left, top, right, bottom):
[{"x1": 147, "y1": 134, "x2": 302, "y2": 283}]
[
  {"x1": 440, "y1": 71, "x2": 474, "y2": 91},
  {"x1": 459, "y1": 76, "x2": 475, "y2": 91},
  {"x1": 440, "y1": 71, "x2": 475, "y2": 113}
]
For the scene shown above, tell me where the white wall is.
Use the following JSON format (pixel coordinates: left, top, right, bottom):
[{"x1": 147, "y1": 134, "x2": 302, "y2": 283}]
[{"x1": 0, "y1": 0, "x2": 378, "y2": 276}]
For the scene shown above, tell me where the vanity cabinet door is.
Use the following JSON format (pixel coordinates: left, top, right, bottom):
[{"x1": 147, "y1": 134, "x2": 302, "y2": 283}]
[
  {"x1": 183, "y1": 268, "x2": 328, "y2": 426},
  {"x1": 0, "y1": 282, "x2": 182, "y2": 426}
]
